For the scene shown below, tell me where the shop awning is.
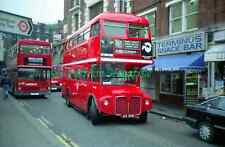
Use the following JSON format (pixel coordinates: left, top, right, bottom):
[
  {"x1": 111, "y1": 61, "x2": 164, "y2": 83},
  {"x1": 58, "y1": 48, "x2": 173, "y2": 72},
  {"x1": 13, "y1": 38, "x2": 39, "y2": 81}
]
[
  {"x1": 143, "y1": 52, "x2": 205, "y2": 71},
  {"x1": 204, "y1": 44, "x2": 225, "y2": 62}
]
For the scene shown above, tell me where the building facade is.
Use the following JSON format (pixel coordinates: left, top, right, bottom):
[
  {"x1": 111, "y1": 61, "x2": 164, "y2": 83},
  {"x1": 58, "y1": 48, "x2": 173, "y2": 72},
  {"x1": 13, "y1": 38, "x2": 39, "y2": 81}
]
[
  {"x1": 134, "y1": 0, "x2": 225, "y2": 107},
  {"x1": 63, "y1": 0, "x2": 225, "y2": 107},
  {"x1": 63, "y1": 0, "x2": 133, "y2": 37}
]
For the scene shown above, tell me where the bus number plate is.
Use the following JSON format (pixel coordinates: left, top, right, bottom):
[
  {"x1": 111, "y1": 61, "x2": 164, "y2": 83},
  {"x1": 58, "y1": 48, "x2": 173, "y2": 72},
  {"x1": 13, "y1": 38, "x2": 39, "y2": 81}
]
[
  {"x1": 30, "y1": 93, "x2": 39, "y2": 95},
  {"x1": 122, "y1": 114, "x2": 135, "y2": 118}
]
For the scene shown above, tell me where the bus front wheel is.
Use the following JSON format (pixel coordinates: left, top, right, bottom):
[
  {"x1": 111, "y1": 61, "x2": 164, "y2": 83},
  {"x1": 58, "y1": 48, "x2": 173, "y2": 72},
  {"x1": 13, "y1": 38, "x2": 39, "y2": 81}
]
[
  {"x1": 89, "y1": 99, "x2": 101, "y2": 125},
  {"x1": 139, "y1": 111, "x2": 148, "y2": 123}
]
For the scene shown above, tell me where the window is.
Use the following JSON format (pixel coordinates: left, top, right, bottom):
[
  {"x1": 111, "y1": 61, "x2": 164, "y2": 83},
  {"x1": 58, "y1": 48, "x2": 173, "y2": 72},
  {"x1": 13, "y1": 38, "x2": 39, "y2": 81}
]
[
  {"x1": 203, "y1": 97, "x2": 225, "y2": 111},
  {"x1": 74, "y1": 0, "x2": 79, "y2": 6},
  {"x1": 144, "y1": 11, "x2": 156, "y2": 37},
  {"x1": 101, "y1": 62, "x2": 138, "y2": 85},
  {"x1": 128, "y1": 25, "x2": 148, "y2": 38},
  {"x1": 71, "y1": 0, "x2": 79, "y2": 7},
  {"x1": 84, "y1": 29, "x2": 90, "y2": 41},
  {"x1": 75, "y1": 69, "x2": 81, "y2": 80},
  {"x1": 89, "y1": 1, "x2": 103, "y2": 20},
  {"x1": 78, "y1": 33, "x2": 84, "y2": 44},
  {"x1": 74, "y1": 14, "x2": 79, "y2": 31},
  {"x1": 119, "y1": 0, "x2": 128, "y2": 13},
  {"x1": 217, "y1": 97, "x2": 225, "y2": 111},
  {"x1": 169, "y1": 0, "x2": 198, "y2": 34},
  {"x1": 91, "y1": 22, "x2": 99, "y2": 37},
  {"x1": 20, "y1": 45, "x2": 50, "y2": 54},
  {"x1": 80, "y1": 68, "x2": 87, "y2": 80},
  {"x1": 17, "y1": 68, "x2": 50, "y2": 80},
  {"x1": 103, "y1": 21, "x2": 126, "y2": 37},
  {"x1": 91, "y1": 64, "x2": 100, "y2": 82},
  {"x1": 161, "y1": 73, "x2": 171, "y2": 92},
  {"x1": 160, "y1": 73, "x2": 184, "y2": 95}
]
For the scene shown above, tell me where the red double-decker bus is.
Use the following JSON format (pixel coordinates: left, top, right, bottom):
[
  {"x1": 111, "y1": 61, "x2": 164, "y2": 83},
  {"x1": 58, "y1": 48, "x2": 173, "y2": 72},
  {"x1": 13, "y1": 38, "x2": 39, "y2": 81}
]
[
  {"x1": 62, "y1": 12, "x2": 153, "y2": 124},
  {"x1": 6, "y1": 39, "x2": 52, "y2": 97}
]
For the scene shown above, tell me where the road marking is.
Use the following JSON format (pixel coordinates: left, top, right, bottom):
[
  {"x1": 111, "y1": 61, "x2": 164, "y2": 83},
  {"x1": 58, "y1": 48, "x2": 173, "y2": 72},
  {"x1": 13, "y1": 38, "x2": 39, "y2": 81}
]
[
  {"x1": 41, "y1": 116, "x2": 53, "y2": 127},
  {"x1": 19, "y1": 101, "x2": 32, "y2": 109},
  {"x1": 37, "y1": 118, "x2": 79, "y2": 147},
  {"x1": 37, "y1": 118, "x2": 49, "y2": 128},
  {"x1": 61, "y1": 133, "x2": 79, "y2": 147}
]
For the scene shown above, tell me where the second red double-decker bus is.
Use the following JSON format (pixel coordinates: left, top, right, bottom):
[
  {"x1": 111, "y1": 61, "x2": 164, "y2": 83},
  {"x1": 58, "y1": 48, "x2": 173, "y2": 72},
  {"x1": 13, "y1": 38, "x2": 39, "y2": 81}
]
[
  {"x1": 62, "y1": 12, "x2": 153, "y2": 124},
  {"x1": 6, "y1": 39, "x2": 52, "y2": 97}
]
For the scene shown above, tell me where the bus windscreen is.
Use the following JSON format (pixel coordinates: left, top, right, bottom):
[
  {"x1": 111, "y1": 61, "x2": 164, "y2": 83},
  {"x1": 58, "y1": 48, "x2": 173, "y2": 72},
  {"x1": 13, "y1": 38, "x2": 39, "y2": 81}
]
[{"x1": 20, "y1": 45, "x2": 50, "y2": 54}]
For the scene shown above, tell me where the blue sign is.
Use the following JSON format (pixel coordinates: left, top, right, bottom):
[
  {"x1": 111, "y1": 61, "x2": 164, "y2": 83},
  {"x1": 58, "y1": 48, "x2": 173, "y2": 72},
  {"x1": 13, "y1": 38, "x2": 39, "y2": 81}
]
[{"x1": 155, "y1": 32, "x2": 205, "y2": 55}]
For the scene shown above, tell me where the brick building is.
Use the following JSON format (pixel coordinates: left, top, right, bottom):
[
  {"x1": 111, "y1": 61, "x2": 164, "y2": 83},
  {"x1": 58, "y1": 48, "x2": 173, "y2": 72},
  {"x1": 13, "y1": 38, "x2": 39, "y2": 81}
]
[
  {"x1": 133, "y1": 0, "x2": 225, "y2": 107},
  {"x1": 63, "y1": 0, "x2": 133, "y2": 37}
]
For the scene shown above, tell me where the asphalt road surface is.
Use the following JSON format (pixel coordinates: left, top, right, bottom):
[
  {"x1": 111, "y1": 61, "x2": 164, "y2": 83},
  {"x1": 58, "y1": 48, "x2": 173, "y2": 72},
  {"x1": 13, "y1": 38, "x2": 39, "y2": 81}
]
[{"x1": 16, "y1": 92, "x2": 224, "y2": 147}]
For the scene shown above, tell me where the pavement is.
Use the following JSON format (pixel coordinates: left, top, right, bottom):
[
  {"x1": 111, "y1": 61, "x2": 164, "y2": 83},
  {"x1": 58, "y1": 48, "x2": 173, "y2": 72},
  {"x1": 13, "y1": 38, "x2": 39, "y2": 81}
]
[
  {"x1": 149, "y1": 102, "x2": 185, "y2": 121},
  {"x1": 0, "y1": 90, "x2": 66, "y2": 147}
]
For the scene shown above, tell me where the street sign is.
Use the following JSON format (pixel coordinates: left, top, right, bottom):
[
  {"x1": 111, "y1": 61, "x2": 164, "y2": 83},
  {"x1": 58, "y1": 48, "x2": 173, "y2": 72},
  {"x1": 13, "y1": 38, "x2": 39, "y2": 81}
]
[{"x1": 0, "y1": 10, "x2": 33, "y2": 36}]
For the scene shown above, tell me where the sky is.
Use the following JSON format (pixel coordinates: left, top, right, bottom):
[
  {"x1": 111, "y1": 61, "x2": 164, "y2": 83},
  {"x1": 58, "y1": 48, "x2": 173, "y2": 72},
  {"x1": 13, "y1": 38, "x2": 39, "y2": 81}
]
[{"x1": 0, "y1": 0, "x2": 64, "y2": 24}]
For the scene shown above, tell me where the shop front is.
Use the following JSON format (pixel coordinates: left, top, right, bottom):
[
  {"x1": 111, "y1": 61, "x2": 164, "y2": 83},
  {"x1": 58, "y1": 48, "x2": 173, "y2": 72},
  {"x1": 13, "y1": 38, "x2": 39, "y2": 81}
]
[
  {"x1": 144, "y1": 31, "x2": 207, "y2": 107},
  {"x1": 204, "y1": 30, "x2": 225, "y2": 96}
]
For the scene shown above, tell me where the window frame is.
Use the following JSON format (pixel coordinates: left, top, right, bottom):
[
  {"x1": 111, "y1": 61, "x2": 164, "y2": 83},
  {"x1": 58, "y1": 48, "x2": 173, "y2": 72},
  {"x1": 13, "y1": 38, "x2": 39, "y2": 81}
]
[
  {"x1": 90, "y1": 22, "x2": 100, "y2": 37},
  {"x1": 160, "y1": 72, "x2": 184, "y2": 96},
  {"x1": 168, "y1": 0, "x2": 199, "y2": 35},
  {"x1": 138, "y1": 7, "x2": 157, "y2": 39}
]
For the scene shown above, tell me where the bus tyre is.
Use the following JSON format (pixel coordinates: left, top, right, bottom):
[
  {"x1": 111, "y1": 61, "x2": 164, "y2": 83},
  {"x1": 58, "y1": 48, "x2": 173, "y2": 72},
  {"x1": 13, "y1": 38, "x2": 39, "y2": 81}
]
[
  {"x1": 139, "y1": 111, "x2": 148, "y2": 123},
  {"x1": 89, "y1": 99, "x2": 101, "y2": 125},
  {"x1": 198, "y1": 122, "x2": 214, "y2": 143}
]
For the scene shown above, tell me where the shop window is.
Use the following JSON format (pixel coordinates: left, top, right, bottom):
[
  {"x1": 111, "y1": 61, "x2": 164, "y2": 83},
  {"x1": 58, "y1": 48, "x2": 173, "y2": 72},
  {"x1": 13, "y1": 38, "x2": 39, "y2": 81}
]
[
  {"x1": 169, "y1": 0, "x2": 198, "y2": 34},
  {"x1": 215, "y1": 62, "x2": 225, "y2": 93},
  {"x1": 171, "y1": 73, "x2": 183, "y2": 94},
  {"x1": 160, "y1": 73, "x2": 184, "y2": 95},
  {"x1": 161, "y1": 73, "x2": 171, "y2": 93}
]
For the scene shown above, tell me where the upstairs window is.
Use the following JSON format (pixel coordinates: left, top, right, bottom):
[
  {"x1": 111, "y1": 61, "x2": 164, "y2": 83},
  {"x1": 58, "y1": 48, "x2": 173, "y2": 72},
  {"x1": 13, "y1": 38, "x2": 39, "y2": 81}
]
[
  {"x1": 119, "y1": 0, "x2": 128, "y2": 13},
  {"x1": 145, "y1": 11, "x2": 156, "y2": 38},
  {"x1": 138, "y1": 8, "x2": 157, "y2": 38},
  {"x1": 91, "y1": 22, "x2": 100, "y2": 37},
  {"x1": 168, "y1": 0, "x2": 198, "y2": 34}
]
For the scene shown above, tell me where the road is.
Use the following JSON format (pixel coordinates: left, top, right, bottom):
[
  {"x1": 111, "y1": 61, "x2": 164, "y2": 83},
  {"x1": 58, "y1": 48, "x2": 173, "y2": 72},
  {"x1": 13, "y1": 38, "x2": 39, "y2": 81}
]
[{"x1": 16, "y1": 92, "x2": 223, "y2": 147}]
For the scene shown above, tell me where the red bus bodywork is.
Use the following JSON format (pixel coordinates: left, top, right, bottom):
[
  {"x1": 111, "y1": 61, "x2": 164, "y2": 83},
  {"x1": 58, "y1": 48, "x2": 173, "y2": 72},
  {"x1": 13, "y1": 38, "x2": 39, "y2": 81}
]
[
  {"x1": 6, "y1": 39, "x2": 52, "y2": 96},
  {"x1": 51, "y1": 65, "x2": 63, "y2": 91},
  {"x1": 62, "y1": 13, "x2": 153, "y2": 124}
]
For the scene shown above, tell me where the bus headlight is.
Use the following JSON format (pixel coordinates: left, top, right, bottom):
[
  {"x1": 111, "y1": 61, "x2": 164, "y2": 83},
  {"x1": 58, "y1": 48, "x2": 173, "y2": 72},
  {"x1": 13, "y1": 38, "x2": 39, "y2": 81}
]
[
  {"x1": 144, "y1": 99, "x2": 150, "y2": 106},
  {"x1": 102, "y1": 99, "x2": 109, "y2": 106}
]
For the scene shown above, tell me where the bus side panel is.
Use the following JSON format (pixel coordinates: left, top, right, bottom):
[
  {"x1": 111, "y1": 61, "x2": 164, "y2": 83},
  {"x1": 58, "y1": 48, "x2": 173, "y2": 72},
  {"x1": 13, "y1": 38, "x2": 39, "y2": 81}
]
[{"x1": 88, "y1": 36, "x2": 100, "y2": 59}]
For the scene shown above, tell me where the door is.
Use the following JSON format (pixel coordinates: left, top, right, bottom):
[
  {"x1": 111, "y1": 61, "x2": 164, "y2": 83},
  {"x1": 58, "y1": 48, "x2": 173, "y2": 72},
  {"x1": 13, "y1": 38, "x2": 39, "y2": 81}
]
[
  {"x1": 67, "y1": 68, "x2": 80, "y2": 107},
  {"x1": 78, "y1": 67, "x2": 89, "y2": 111}
]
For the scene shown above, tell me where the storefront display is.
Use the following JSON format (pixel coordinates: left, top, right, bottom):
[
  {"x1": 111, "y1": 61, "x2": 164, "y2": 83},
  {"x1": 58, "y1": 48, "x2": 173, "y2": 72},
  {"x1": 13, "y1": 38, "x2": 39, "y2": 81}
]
[{"x1": 185, "y1": 72, "x2": 199, "y2": 105}]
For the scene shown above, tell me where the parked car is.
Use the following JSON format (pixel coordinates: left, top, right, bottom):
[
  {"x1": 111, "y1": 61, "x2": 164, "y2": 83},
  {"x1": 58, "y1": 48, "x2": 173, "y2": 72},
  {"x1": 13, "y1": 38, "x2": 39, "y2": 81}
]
[
  {"x1": 185, "y1": 96, "x2": 225, "y2": 143},
  {"x1": 51, "y1": 77, "x2": 62, "y2": 91}
]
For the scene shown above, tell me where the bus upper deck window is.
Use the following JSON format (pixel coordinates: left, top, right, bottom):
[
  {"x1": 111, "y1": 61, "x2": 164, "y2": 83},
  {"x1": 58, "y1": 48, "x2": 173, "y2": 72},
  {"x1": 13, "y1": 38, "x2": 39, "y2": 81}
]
[{"x1": 91, "y1": 22, "x2": 99, "y2": 37}]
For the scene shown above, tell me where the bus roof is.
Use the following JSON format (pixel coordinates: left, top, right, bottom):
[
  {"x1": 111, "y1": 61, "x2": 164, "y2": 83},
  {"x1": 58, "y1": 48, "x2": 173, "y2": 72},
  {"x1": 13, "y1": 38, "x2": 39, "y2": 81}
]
[
  {"x1": 17, "y1": 39, "x2": 50, "y2": 46},
  {"x1": 67, "y1": 12, "x2": 149, "y2": 39}
]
